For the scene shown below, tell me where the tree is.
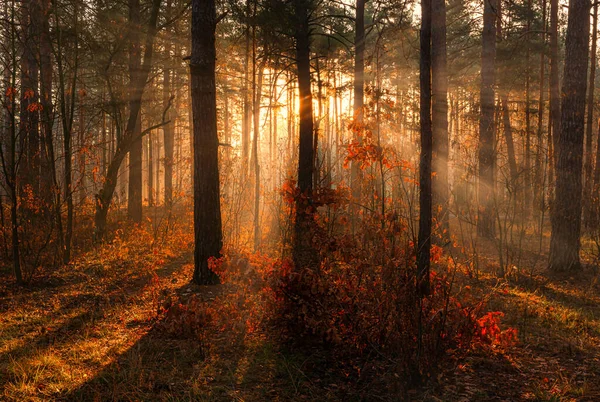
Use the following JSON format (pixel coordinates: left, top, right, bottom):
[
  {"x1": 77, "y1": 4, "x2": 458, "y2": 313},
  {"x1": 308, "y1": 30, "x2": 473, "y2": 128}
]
[
  {"x1": 583, "y1": 3, "x2": 598, "y2": 228},
  {"x1": 549, "y1": 0, "x2": 590, "y2": 272},
  {"x1": 20, "y1": 0, "x2": 40, "y2": 195},
  {"x1": 190, "y1": 0, "x2": 222, "y2": 285},
  {"x1": 163, "y1": 0, "x2": 175, "y2": 208},
  {"x1": 417, "y1": 0, "x2": 433, "y2": 296},
  {"x1": 127, "y1": 0, "x2": 143, "y2": 223},
  {"x1": 350, "y1": 0, "x2": 366, "y2": 228},
  {"x1": 94, "y1": 0, "x2": 163, "y2": 239},
  {"x1": 548, "y1": 0, "x2": 560, "y2": 191},
  {"x1": 293, "y1": 0, "x2": 317, "y2": 271},
  {"x1": 431, "y1": 0, "x2": 449, "y2": 240},
  {"x1": 478, "y1": 0, "x2": 497, "y2": 239}
]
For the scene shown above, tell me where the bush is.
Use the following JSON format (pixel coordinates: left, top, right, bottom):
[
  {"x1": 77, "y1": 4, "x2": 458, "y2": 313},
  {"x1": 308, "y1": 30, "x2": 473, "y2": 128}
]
[{"x1": 266, "y1": 195, "x2": 516, "y2": 384}]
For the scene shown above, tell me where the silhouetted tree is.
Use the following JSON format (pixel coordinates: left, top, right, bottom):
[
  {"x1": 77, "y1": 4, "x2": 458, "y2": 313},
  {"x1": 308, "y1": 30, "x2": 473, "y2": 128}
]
[
  {"x1": 549, "y1": 0, "x2": 590, "y2": 272},
  {"x1": 417, "y1": 0, "x2": 432, "y2": 296},
  {"x1": 190, "y1": 0, "x2": 222, "y2": 285},
  {"x1": 478, "y1": 0, "x2": 497, "y2": 239}
]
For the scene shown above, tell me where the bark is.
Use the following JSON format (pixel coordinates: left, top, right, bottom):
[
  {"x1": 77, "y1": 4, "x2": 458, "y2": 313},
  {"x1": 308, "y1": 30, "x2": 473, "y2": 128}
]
[
  {"x1": 148, "y1": 132, "x2": 154, "y2": 206},
  {"x1": 549, "y1": 0, "x2": 590, "y2": 272},
  {"x1": 417, "y1": 0, "x2": 433, "y2": 296},
  {"x1": 293, "y1": 0, "x2": 317, "y2": 271},
  {"x1": 534, "y1": 0, "x2": 547, "y2": 219},
  {"x1": 501, "y1": 95, "x2": 518, "y2": 189},
  {"x1": 549, "y1": 0, "x2": 560, "y2": 195},
  {"x1": 242, "y1": 0, "x2": 252, "y2": 169},
  {"x1": 55, "y1": 0, "x2": 79, "y2": 263},
  {"x1": 252, "y1": 46, "x2": 264, "y2": 250},
  {"x1": 39, "y1": 0, "x2": 63, "y2": 255},
  {"x1": 127, "y1": 0, "x2": 143, "y2": 223},
  {"x1": 20, "y1": 0, "x2": 40, "y2": 195},
  {"x1": 163, "y1": 0, "x2": 174, "y2": 207},
  {"x1": 478, "y1": 0, "x2": 498, "y2": 238},
  {"x1": 191, "y1": 0, "x2": 222, "y2": 285},
  {"x1": 431, "y1": 0, "x2": 449, "y2": 241},
  {"x1": 584, "y1": 3, "x2": 598, "y2": 228},
  {"x1": 94, "y1": 0, "x2": 162, "y2": 239},
  {"x1": 350, "y1": 0, "x2": 365, "y2": 227},
  {"x1": 524, "y1": 0, "x2": 532, "y2": 215}
]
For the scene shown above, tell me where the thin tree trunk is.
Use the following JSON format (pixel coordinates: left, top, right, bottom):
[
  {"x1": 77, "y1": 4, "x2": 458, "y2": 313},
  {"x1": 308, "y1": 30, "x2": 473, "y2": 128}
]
[
  {"x1": 163, "y1": 0, "x2": 174, "y2": 208},
  {"x1": 431, "y1": 0, "x2": 449, "y2": 241},
  {"x1": 417, "y1": 0, "x2": 433, "y2": 296},
  {"x1": 351, "y1": 0, "x2": 365, "y2": 229},
  {"x1": 584, "y1": 3, "x2": 598, "y2": 228},
  {"x1": 127, "y1": 0, "x2": 143, "y2": 223},
  {"x1": 478, "y1": 0, "x2": 498, "y2": 238},
  {"x1": 549, "y1": 0, "x2": 560, "y2": 199},
  {"x1": 94, "y1": 0, "x2": 162, "y2": 239},
  {"x1": 534, "y1": 0, "x2": 548, "y2": 221}
]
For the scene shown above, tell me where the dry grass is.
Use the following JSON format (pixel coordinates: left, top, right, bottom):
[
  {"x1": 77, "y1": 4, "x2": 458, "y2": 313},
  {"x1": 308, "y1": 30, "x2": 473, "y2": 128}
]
[{"x1": 1, "y1": 212, "x2": 599, "y2": 401}]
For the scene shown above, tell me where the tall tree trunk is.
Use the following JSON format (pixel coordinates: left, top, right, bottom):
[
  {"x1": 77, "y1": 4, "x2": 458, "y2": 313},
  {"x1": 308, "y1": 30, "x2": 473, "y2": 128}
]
[
  {"x1": 20, "y1": 0, "x2": 40, "y2": 195},
  {"x1": 191, "y1": 0, "x2": 222, "y2": 285},
  {"x1": 549, "y1": 0, "x2": 560, "y2": 198},
  {"x1": 293, "y1": 0, "x2": 317, "y2": 271},
  {"x1": 350, "y1": 0, "x2": 365, "y2": 228},
  {"x1": 163, "y1": 68, "x2": 174, "y2": 207},
  {"x1": 127, "y1": 0, "x2": 143, "y2": 223},
  {"x1": 94, "y1": 0, "x2": 162, "y2": 239},
  {"x1": 418, "y1": 0, "x2": 433, "y2": 296},
  {"x1": 431, "y1": 0, "x2": 449, "y2": 241},
  {"x1": 40, "y1": 0, "x2": 63, "y2": 254},
  {"x1": 501, "y1": 95, "x2": 519, "y2": 189},
  {"x1": 252, "y1": 50, "x2": 264, "y2": 250},
  {"x1": 78, "y1": 102, "x2": 87, "y2": 205},
  {"x1": 534, "y1": 0, "x2": 548, "y2": 221},
  {"x1": 524, "y1": 0, "x2": 532, "y2": 215},
  {"x1": 549, "y1": 0, "x2": 590, "y2": 272},
  {"x1": 5, "y1": 0, "x2": 22, "y2": 283},
  {"x1": 56, "y1": 0, "x2": 79, "y2": 263},
  {"x1": 148, "y1": 132, "x2": 154, "y2": 206},
  {"x1": 592, "y1": 114, "x2": 600, "y2": 229},
  {"x1": 242, "y1": 0, "x2": 251, "y2": 170},
  {"x1": 584, "y1": 3, "x2": 598, "y2": 228},
  {"x1": 163, "y1": 0, "x2": 174, "y2": 208},
  {"x1": 478, "y1": 0, "x2": 497, "y2": 238}
]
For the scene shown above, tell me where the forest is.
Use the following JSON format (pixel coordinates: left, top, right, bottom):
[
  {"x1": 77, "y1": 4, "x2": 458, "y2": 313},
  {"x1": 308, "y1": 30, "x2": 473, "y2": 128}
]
[{"x1": 1, "y1": 0, "x2": 600, "y2": 400}]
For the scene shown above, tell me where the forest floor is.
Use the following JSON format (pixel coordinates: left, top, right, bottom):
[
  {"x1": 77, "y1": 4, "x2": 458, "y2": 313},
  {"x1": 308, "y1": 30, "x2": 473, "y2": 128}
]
[{"x1": 1, "y1": 213, "x2": 600, "y2": 401}]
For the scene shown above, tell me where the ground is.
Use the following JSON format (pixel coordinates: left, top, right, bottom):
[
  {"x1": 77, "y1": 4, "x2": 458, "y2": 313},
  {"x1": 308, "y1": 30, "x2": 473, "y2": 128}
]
[{"x1": 1, "y1": 217, "x2": 600, "y2": 401}]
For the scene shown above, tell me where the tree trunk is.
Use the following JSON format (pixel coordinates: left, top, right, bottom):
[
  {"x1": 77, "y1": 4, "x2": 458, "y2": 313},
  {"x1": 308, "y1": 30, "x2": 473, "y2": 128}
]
[
  {"x1": 534, "y1": 0, "x2": 547, "y2": 221},
  {"x1": 20, "y1": 0, "x2": 41, "y2": 196},
  {"x1": 191, "y1": 0, "x2": 222, "y2": 285},
  {"x1": 478, "y1": 0, "x2": 498, "y2": 238},
  {"x1": 549, "y1": 0, "x2": 590, "y2": 272},
  {"x1": 127, "y1": 0, "x2": 143, "y2": 223},
  {"x1": 163, "y1": 63, "x2": 174, "y2": 207},
  {"x1": 55, "y1": 0, "x2": 79, "y2": 263},
  {"x1": 293, "y1": 0, "x2": 317, "y2": 271},
  {"x1": 549, "y1": 0, "x2": 560, "y2": 198},
  {"x1": 94, "y1": 0, "x2": 162, "y2": 239},
  {"x1": 418, "y1": 0, "x2": 433, "y2": 296},
  {"x1": 252, "y1": 58, "x2": 264, "y2": 251},
  {"x1": 242, "y1": 0, "x2": 252, "y2": 170},
  {"x1": 584, "y1": 3, "x2": 598, "y2": 228},
  {"x1": 501, "y1": 95, "x2": 519, "y2": 189},
  {"x1": 431, "y1": 0, "x2": 449, "y2": 241},
  {"x1": 350, "y1": 0, "x2": 365, "y2": 228}
]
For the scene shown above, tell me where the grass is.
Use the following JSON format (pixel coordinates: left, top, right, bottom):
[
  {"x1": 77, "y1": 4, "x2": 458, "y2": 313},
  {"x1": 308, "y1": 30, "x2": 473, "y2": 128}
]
[{"x1": 1, "y1": 214, "x2": 600, "y2": 401}]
